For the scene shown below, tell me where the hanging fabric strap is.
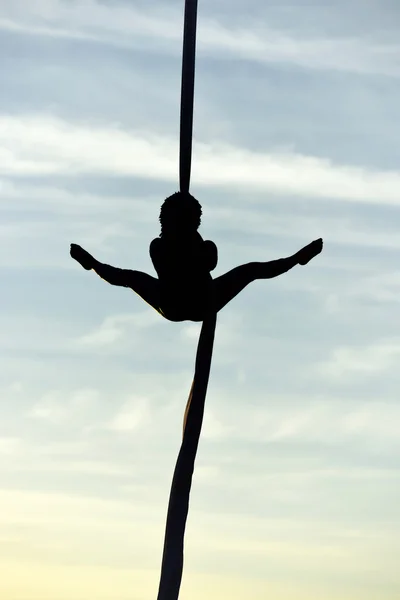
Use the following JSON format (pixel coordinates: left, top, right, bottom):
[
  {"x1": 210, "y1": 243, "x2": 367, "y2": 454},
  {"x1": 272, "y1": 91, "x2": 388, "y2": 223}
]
[
  {"x1": 157, "y1": 2, "x2": 218, "y2": 599},
  {"x1": 179, "y1": 0, "x2": 198, "y2": 194},
  {"x1": 156, "y1": 313, "x2": 216, "y2": 600}
]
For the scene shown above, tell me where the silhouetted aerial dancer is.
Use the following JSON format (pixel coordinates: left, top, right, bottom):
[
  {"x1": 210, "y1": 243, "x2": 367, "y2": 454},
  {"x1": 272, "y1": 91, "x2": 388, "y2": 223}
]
[
  {"x1": 70, "y1": 201, "x2": 322, "y2": 320},
  {"x1": 69, "y1": 0, "x2": 323, "y2": 598}
]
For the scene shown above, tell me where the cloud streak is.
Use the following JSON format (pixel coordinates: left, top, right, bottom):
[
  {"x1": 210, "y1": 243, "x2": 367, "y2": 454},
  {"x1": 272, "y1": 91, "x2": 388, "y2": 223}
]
[
  {"x1": 2, "y1": 115, "x2": 400, "y2": 204},
  {"x1": 1, "y1": 0, "x2": 400, "y2": 76},
  {"x1": 318, "y1": 338, "x2": 400, "y2": 380}
]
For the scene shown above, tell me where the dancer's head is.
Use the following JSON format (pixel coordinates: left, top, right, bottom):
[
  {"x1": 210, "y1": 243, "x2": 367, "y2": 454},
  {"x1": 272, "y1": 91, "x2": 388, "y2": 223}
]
[{"x1": 159, "y1": 191, "x2": 202, "y2": 237}]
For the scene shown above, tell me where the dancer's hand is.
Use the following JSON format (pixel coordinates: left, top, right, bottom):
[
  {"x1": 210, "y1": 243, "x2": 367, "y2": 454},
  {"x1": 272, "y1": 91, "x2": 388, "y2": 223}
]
[
  {"x1": 297, "y1": 238, "x2": 323, "y2": 265},
  {"x1": 70, "y1": 244, "x2": 96, "y2": 270}
]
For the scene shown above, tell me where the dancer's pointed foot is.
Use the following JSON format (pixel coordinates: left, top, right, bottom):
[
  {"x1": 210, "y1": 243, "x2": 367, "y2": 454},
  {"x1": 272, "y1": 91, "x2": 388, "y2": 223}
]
[
  {"x1": 297, "y1": 238, "x2": 323, "y2": 265},
  {"x1": 70, "y1": 243, "x2": 95, "y2": 270}
]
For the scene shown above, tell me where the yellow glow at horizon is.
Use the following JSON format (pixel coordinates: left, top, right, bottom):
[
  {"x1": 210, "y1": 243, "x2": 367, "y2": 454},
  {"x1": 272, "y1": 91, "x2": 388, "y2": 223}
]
[{"x1": 1, "y1": 559, "x2": 389, "y2": 600}]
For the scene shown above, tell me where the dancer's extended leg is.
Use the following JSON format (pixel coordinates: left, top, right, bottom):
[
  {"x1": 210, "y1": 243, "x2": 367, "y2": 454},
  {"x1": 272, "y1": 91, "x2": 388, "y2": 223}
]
[
  {"x1": 70, "y1": 244, "x2": 162, "y2": 313},
  {"x1": 213, "y1": 257, "x2": 298, "y2": 312},
  {"x1": 94, "y1": 262, "x2": 162, "y2": 314}
]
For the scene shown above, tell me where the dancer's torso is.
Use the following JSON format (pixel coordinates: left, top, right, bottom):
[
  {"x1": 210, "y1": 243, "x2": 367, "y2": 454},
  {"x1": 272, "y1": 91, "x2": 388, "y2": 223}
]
[{"x1": 151, "y1": 234, "x2": 214, "y2": 321}]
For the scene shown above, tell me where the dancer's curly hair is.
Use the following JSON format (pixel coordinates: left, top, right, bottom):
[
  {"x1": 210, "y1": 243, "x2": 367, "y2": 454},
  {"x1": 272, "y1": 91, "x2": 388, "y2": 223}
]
[{"x1": 159, "y1": 191, "x2": 202, "y2": 235}]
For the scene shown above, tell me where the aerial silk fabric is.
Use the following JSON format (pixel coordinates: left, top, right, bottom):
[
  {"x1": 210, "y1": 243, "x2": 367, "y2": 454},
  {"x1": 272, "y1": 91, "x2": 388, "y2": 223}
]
[
  {"x1": 156, "y1": 2, "x2": 218, "y2": 599},
  {"x1": 157, "y1": 313, "x2": 216, "y2": 600}
]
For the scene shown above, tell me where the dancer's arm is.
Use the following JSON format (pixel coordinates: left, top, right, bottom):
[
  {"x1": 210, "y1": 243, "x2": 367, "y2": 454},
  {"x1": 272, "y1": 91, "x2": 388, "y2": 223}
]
[
  {"x1": 150, "y1": 237, "x2": 218, "y2": 273},
  {"x1": 149, "y1": 238, "x2": 163, "y2": 274},
  {"x1": 204, "y1": 240, "x2": 218, "y2": 271}
]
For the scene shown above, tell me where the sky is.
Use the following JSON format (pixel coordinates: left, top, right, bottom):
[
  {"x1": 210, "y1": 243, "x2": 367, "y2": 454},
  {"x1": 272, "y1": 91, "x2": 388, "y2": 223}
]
[{"x1": 1, "y1": 0, "x2": 400, "y2": 598}]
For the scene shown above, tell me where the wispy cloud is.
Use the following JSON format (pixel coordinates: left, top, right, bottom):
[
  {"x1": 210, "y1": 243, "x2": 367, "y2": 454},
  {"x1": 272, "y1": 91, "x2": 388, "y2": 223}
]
[
  {"x1": 76, "y1": 312, "x2": 160, "y2": 349},
  {"x1": 0, "y1": 437, "x2": 23, "y2": 455},
  {"x1": 318, "y1": 338, "x2": 400, "y2": 380},
  {"x1": 194, "y1": 392, "x2": 400, "y2": 448},
  {"x1": 1, "y1": 0, "x2": 400, "y2": 76},
  {"x1": 202, "y1": 409, "x2": 233, "y2": 440},
  {"x1": 2, "y1": 115, "x2": 400, "y2": 204},
  {"x1": 28, "y1": 388, "x2": 99, "y2": 423},
  {"x1": 106, "y1": 396, "x2": 151, "y2": 432}
]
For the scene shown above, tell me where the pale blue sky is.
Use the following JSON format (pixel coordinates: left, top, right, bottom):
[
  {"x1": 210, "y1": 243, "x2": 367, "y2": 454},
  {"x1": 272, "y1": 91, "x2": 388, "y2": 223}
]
[{"x1": 1, "y1": 1, "x2": 400, "y2": 599}]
